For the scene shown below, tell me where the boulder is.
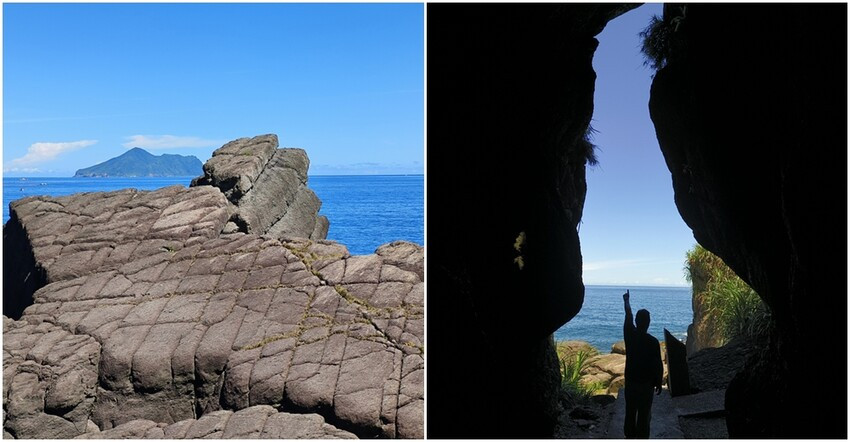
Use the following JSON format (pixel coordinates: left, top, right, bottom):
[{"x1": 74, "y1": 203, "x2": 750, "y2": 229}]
[
  {"x1": 3, "y1": 317, "x2": 101, "y2": 439},
  {"x1": 606, "y1": 375, "x2": 625, "y2": 396},
  {"x1": 687, "y1": 337, "x2": 754, "y2": 393},
  {"x1": 556, "y1": 340, "x2": 600, "y2": 361},
  {"x1": 579, "y1": 372, "x2": 613, "y2": 388},
  {"x1": 611, "y1": 340, "x2": 626, "y2": 355},
  {"x1": 584, "y1": 353, "x2": 625, "y2": 377},
  {"x1": 191, "y1": 135, "x2": 278, "y2": 201},
  {"x1": 3, "y1": 185, "x2": 230, "y2": 320},
  {"x1": 191, "y1": 135, "x2": 328, "y2": 241},
  {"x1": 578, "y1": 352, "x2": 625, "y2": 396}
]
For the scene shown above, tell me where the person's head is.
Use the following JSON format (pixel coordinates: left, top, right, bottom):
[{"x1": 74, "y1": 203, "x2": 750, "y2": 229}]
[{"x1": 636, "y1": 309, "x2": 650, "y2": 333}]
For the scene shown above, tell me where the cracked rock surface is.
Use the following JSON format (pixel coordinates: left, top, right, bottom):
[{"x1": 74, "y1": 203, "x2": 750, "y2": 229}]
[
  {"x1": 75, "y1": 405, "x2": 356, "y2": 439},
  {"x1": 3, "y1": 135, "x2": 423, "y2": 439},
  {"x1": 191, "y1": 134, "x2": 329, "y2": 240},
  {"x1": 4, "y1": 185, "x2": 230, "y2": 309}
]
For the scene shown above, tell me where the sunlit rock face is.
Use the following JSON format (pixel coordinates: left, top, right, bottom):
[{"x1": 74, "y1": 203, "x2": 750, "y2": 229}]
[
  {"x1": 648, "y1": 4, "x2": 846, "y2": 437},
  {"x1": 191, "y1": 134, "x2": 329, "y2": 240},
  {"x1": 427, "y1": 4, "x2": 636, "y2": 438},
  {"x1": 3, "y1": 136, "x2": 423, "y2": 439}
]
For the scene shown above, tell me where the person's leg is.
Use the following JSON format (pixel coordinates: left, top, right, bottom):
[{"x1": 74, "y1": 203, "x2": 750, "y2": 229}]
[
  {"x1": 635, "y1": 385, "x2": 653, "y2": 438},
  {"x1": 624, "y1": 384, "x2": 637, "y2": 438}
]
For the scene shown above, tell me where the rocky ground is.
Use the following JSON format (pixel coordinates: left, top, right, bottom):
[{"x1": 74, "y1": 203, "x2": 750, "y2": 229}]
[
  {"x1": 553, "y1": 336, "x2": 756, "y2": 438},
  {"x1": 554, "y1": 393, "x2": 617, "y2": 438},
  {"x1": 3, "y1": 134, "x2": 423, "y2": 439},
  {"x1": 555, "y1": 339, "x2": 669, "y2": 398},
  {"x1": 553, "y1": 340, "x2": 625, "y2": 438}
]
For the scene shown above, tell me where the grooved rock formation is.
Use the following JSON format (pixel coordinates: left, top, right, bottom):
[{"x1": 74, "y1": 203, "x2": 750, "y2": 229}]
[
  {"x1": 427, "y1": 4, "x2": 636, "y2": 437},
  {"x1": 191, "y1": 134, "x2": 329, "y2": 240},
  {"x1": 648, "y1": 4, "x2": 846, "y2": 437},
  {"x1": 3, "y1": 136, "x2": 423, "y2": 439},
  {"x1": 74, "y1": 405, "x2": 357, "y2": 439},
  {"x1": 3, "y1": 185, "x2": 230, "y2": 320}
]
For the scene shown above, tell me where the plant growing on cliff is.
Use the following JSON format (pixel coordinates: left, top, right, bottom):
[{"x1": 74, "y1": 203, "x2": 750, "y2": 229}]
[
  {"x1": 580, "y1": 125, "x2": 599, "y2": 167},
  {"x1": 639, "y1": 6, "x2": 687, "y2": 71},
  {"x1": 685, "y1": 245, "x2": 772, "y2": 343}
]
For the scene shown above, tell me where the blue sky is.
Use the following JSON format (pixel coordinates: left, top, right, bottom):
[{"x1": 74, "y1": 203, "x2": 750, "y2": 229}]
[
  {"x1": 580, "y1": 3, "x2": 696, "y2": 286},
  {"x1": 3, "y1": 3, "x2": 424, "y2": 176}
]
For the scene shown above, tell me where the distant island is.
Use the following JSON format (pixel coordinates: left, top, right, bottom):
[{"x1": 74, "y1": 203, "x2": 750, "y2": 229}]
[{"x1": 74, "y1": 147, "x2": 203, "y2": 177}]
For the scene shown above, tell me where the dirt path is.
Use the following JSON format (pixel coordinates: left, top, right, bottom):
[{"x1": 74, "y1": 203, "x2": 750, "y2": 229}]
[{"x1": 605, "y1": 387, "x2": 684, "y2": 438}]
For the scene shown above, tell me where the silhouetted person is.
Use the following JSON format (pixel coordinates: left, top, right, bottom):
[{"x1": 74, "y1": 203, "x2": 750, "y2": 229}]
[{"x1": 622, "y1": 290, "x2": 663, "y2": 439}]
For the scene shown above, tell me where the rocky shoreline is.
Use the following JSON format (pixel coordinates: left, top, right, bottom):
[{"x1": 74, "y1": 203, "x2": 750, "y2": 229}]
[
  {"x1": 557, "y1": 339, "x2": 668, "y2": 398},
  {"x1": 2, "y1": 134, "x2": 423, "y2": 439}
]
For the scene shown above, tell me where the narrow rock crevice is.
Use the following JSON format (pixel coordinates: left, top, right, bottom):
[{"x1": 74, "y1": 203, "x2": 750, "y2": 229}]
[{"x1": 3, "y1": 212, "x2": 46, "y2": 319}]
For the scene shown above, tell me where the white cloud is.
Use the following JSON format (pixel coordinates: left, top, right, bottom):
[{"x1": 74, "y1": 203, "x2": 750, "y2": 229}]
[
  {"x1": 10, "y1": 140, "x2": 97, "y2": 166},
  {"x1": 123, "y1": 135, "x2": 223, "y2": 149},
  {"x1": 3, "y1": 167, "x2": 42, "y2": 173}
]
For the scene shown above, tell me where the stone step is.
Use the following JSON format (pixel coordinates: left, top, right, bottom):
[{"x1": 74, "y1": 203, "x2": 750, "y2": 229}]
[{"x1": 672, "y1": 388, "x2": 726, "y2": 417}]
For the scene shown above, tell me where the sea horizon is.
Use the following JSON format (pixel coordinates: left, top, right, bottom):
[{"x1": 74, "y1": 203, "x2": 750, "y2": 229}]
[
  {"x1": 3, "y1": 173, "x2": 425, "y2": 179},
  {"x1": 555, "y1": 284, "x2": 693, "y2": 352},
  {"x1": 584, "y1": 283, "x2": 692, "y2": 289},
  {"x1": 3, "y1": 175, "x2": 423, "y2": 256}
]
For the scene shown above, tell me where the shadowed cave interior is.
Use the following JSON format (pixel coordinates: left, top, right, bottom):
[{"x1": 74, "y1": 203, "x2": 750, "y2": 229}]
[{"x1": 427, "y1": 3, "x2": 846, "y2": 438}]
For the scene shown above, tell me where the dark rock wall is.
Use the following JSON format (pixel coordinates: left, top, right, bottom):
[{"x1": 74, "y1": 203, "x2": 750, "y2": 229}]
[
  {"x1": 648, "y1": 4, "x2": 847, "y2": 437},
  {"x1": 427, "y1": 4, "x2": 635, "y2": 437}
]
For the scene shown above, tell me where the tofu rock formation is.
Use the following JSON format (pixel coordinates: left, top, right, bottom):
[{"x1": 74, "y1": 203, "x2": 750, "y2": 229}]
[
  {"x1": 2, "y1": 135, "x2": 423, "y2": 439},
  {"x1": 191, "y1": 134, "x2": 330, "y2": 241}
]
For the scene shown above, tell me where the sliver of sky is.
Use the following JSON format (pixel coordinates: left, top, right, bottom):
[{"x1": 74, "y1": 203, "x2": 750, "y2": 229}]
[
  {"x1": 580, "y1": 3, "x2": 696, "y2": 287},
  {"x1": 3, "y1": 3, "x2": 424, "y2": 176}
]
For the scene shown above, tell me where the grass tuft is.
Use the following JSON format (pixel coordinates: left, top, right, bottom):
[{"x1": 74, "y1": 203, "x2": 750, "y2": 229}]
[
  {"x1": 685, "y1": 245, "x2": 773, "y2": 344},
  {"x1": 639, "y1": 6, "x2": 688, "y2": 71},
  {"x1": 557, "y1": 348, "x2": 600, "y2": 402}
]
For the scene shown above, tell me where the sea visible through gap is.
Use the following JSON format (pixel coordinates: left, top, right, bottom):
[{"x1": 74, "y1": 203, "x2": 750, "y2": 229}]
[{"x1": 554, "y1": 285, "x2": 693, "y2": 352}]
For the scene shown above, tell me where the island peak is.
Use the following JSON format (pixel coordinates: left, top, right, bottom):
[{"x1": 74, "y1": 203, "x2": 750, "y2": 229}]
[{"x1": 74, "y1": 148, "x2": 202, "y2": 177}]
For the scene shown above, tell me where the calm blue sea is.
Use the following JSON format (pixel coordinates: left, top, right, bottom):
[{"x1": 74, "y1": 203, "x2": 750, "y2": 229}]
[
  {"x1": 554, "y1": 285, "x2": 692, "y2": 353},
  {"x1": 2, "y1": 175, "x2": 424, "y2": 256}
]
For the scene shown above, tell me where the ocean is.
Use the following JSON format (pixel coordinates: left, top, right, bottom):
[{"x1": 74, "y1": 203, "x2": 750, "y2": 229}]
[
  {"x1": 554, "y1": 285, "x2": 693, "y2": 353},
  {"x1": 2, "y1": 175, "x2": 424, "y2": 256}
]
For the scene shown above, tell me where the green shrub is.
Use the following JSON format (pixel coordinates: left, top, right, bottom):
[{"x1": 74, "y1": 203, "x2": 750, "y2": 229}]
[
  {"x1": 685, "y1": 245, "x2": 773, "y2": 344},
  {"x1": 557, "y1": 349, "x2": 600, "y2": 402}
]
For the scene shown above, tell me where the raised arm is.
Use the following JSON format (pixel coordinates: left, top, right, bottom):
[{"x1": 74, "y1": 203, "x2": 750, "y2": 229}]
[{"x1": 623, "y1": 290, "x2": 634, "y2": 338}]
